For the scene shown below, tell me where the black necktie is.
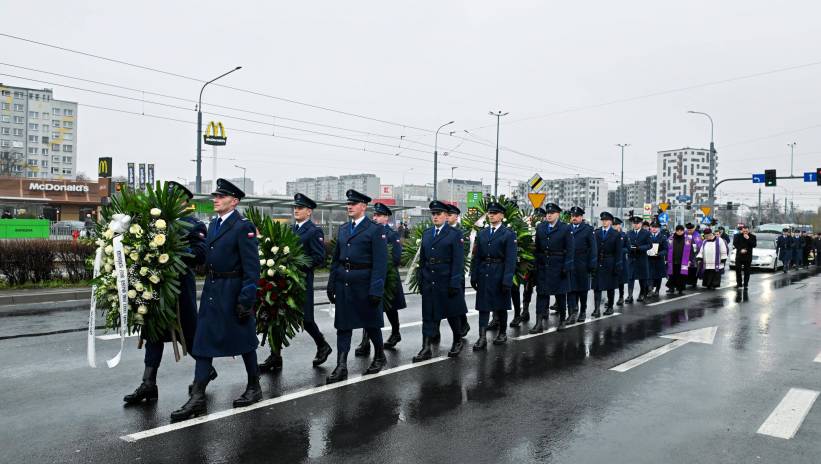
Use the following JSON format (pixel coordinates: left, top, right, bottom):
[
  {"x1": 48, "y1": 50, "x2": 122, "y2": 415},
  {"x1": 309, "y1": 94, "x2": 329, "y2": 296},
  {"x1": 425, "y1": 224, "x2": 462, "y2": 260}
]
[
  {"x1": 434, "y1": 228, "x2": 440, "y2": 237},
  {"x1": 293, "y1": 224, "x2": 299, "y2": 232},
  {"x1": 215, "y1": 217, "x2": 222, "y2": 233}
]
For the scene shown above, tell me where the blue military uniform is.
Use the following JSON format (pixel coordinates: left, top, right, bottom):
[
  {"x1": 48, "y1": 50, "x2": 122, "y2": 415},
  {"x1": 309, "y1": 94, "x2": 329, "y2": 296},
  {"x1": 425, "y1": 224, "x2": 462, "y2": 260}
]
[
  {"x1": 124, "y1": 182, "x2": 207, "y2": 405},
  {"x1": 592, "y1": 213, "x2": 623, "y2": 317},
  {"x1": 533, "y1": 206, "x2": 575, "y2": 330},
  {"x1": 326, "y1": 189, "x2": 389, "y2": 383},
  {"x1": 567, "y1": 207, "x2": 596, "y2": 323},
  {"x1": 414, "y1": 201, "x2": 468, "y2": 360},
  {"x1": 384, "y1": 224, "x2": 407, "y2": 311},
  {"x1": 791, "y1": 234, "x2": 803, "y2": 267},
  {"x1": 776, "y1": 232, "x2": 792, "y2": 271},
  {"x1": 625, "y1": 218, "x2": 653, "y2": 302}
]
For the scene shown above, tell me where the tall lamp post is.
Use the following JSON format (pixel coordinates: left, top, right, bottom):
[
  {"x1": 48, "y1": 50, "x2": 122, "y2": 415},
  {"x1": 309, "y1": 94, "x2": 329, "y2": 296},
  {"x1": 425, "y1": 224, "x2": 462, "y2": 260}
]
[
  {"x1": 234, "y1": 164, "x2": 247, "y2": 193},
  {"x1": 489, "y1": 110, "x2": 509, "y2": 196},
  {"x1": 433, "y1": 120, "x2": 455, "y2": 200},
  {"x1": 687, "y1": 110, "x2": 715, "y2": 213},
  {"x1": 616, "y1": 143, "x2": 630, "y2": 219},
  {"x1": 787, "y1": 142, "x2": 797, "y2": 177},
  {"x1": 196, "y1": 66, "x2": 242, "y2": 193}
]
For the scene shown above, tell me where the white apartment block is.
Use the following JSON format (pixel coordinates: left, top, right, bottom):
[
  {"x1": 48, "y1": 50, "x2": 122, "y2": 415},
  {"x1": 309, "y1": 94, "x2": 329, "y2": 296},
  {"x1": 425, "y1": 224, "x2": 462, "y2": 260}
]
[
  {"x1": 0, "y1": 84, "x2": 78, "y2": 179},
  {"x1": 543, "y1": 176, "x2": 608, "y2": 213},
  {"x1": 286, "y1": 174, "x2": 380, "y2": 201},
  {"x1": 656, "y1": 147, "x2": 715, "y2": 204}
]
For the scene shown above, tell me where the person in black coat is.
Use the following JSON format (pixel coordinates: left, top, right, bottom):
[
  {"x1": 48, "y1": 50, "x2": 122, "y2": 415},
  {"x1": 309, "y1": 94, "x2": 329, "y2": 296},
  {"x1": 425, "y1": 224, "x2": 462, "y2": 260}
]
[
  {"x1": 171, "y1": 179, "x2": 262, "y2": 421},
  {"x1": 354, "y1": 202, "x2": 407, "y2": 354},
  {"x1": 625, "y1": 216, "x2": 653, "y2": 303},
  {"x1": 592, "y1": 212, "x2": 623, "y2": 317},
  {"x1": 325, "y1": 190, "x2": 389, "y2": 383},
  {"x1": 446, "y1": 203, "x2": 471, "y2": 338},
  {"x1": 732, "y1": 225, "x2": 756, "y2": 288},
  {"x1": 259, "y1": 193, "x2": 332, "y2": 373},
  {"x1": 414, "y1": 201, "x2": 468, "y2": 360},
  {"x1": 647, "y1": 221, "x2": 668, "y2": 299},
  {"x1": 613, "y1": 217, "x2": 630, "y2": 306},
  {"x1": 124, "y1": 182, "x2": 208, "y2": 405},
  {"x1": 470, "y1": 202, "x2": 517, "y2": 350},
  {"x1": 531, "y1": 203, "x2": 575, "y2": 332},
  {"x1": 567, "y1": 206, "x2": 596, "y2": 323}
]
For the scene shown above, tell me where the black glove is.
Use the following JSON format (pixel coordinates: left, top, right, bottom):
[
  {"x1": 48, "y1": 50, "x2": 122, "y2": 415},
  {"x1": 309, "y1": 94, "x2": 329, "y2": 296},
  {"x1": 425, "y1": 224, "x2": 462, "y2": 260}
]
[
  {"x1": 448, "y1": 287, "x2": 458, "y2": 298},
  {"x1": 368, "y1": 295, "x2": 381, "y2": 306},
  {"x1": 326, "y1": 288, "x2": 336, "y2": 304},
  {"x1": 235, "y1": 303, "x2": 252, "y2": 322},
  {"x1": 470, "y1": 280, "x2": 479, "y2": 291}
]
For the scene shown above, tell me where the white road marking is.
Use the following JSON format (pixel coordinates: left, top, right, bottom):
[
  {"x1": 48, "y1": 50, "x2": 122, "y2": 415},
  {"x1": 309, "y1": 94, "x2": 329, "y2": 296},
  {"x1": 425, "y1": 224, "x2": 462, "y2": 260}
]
[
  {"x1": 383, "y1": 310, "x2": 479, "y2": 331},
  {"x1": 646, "y1": 292, "x2": 702, "y2": 307},
  {"x1": 512, "y1": 312, "x2": 621, "y2": 341},
  {"x1": 121, "y1": 356, "x2": 450, "y2": 442},
  {"x1": 96, "y1": 333, "x2": 139, "y2": 340},
  {"x1": 610, "y1": 326, "x2": 717, "y2": 372},
  {"x1": 757, "y1": 388, "x2": 819, "y2": 439},
  {"x1": 814, "y1": 351, "x2": 821, "y2": 363}
]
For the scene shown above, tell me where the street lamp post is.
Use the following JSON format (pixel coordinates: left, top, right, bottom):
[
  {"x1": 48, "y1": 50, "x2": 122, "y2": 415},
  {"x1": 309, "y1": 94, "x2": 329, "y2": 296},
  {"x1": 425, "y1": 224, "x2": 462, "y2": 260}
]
[
  {"x1": 450, "y1": 166, "x2": 458, "y2": 204},
  {"x1": 196, "y1": 66, "x2": 242, "y2": 194},
  {"x1": 787, "y1": 142, "x2": 797, "y2": 177},
  {"x1": 687, "y1": 110, "x2": 716, "y2": 213},
  {"x1": 616, "y1": 143, "x2": 630, "y2": 219},
  {"x1": 433, "y1": 121, "x2": 455, "y2": 200},
  {"x1": 234, "y1": 164, "x2": 247, "y2": 193},
  {"x1": 489, "y1": 110, "x2": 509, "y2": 196}
]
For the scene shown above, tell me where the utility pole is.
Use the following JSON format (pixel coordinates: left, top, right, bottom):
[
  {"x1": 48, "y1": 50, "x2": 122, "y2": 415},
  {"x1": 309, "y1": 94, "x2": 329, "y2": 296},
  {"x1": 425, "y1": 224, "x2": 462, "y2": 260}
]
[
  {"x1": 688, "y1": 111, "x2": 716, "y2": 214},
  {"x1": 771, "y1": 193, "x2": 775, "y2": 222},
  {"x1": 196, "y1": 66, "x2": 242, "y2": 193},
  {"x1": 616, "y1": 144, "x2": 630, "y2": 219},
  {"x1": 788, "y1": 142, "x2": 797, "y2": 177},
  {"x1": 489, "y1": 110, "x2": 509, "y2": 196},
  {"x1": 433, "y1": 120, "x2": 455, "y2": 200},
  {"x1": 757, "y1": 188, "x2": 762, "y2": 227}
]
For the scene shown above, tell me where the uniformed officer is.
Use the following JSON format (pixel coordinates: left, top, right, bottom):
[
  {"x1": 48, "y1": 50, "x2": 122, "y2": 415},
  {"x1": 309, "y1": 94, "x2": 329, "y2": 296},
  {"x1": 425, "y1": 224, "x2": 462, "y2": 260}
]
[
  {"x1": 613, "y1": 217, "x2": 630, "y2": 306},
  {"x1": 791, "y1": 230, "x2": 803, "y2": 268},
  {"x1": 510, "y1": 207, "x2": 544, "y2": 327},
  {"x1": 567, "y1": 206, "x2": 596, "y2": 323},
  {"x1": 171, "y1": 179, "x2": 262, "y2": 421},
  {"x1": 531, "y1": 202, "x2": 575, "y2": 332},
  {"x1": 647, "y1": 221, "x2": 668, "y2": 299},
  {"x1": 325, "y1": 190, "x2": 389, "y2": 383},
  {"x1": 469, "y1": 201, "x2": 517, "y2": 350},
  {"x1": 446, "y1": 203, "x2": 470, "y2": 338},
  {"x1": 414, "y1": 201, "x2": 467, "y2": 360},
  {"x1": 625, "y1": 216, "x2": 653, "y2": 303},
  {"x1": 776, "y1": 228, "x2": 792, "y2": 272},
  {"x1": 592, "y1": 212, "x2": 623, "y2": 317},
  {"x1": 124, "y1": 181, "x2": 209, "y2": 405},
  {"x1": 259, "y1": 193, "x2": 332, "y2": 373}
]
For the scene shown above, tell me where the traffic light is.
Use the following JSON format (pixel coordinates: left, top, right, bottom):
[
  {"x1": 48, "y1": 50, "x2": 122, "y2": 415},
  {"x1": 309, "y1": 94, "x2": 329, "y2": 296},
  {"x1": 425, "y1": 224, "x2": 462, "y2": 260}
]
[
  {"x1": 817, "y1": 167, "x2": 821, "y2": 186},
  {"x1": 764, "y1": 169, "x2": 777, "y2": 187}
]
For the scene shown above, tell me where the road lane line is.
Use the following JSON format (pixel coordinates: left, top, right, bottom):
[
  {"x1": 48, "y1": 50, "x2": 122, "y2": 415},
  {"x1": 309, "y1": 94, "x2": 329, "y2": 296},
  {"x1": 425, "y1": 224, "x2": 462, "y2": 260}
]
[
  {"x1": 757, "y1": 388, "x2": 819, "y2": 439},
  {"x1": 609, "y1": 339, "x2": 689, "y2": 372},
  {"x1": 646, "y1": 292, "x2": 701, "y2": 307},
  {"x1": 96, "y1": 333, "x2": 139, "y2": 340},
  {"x1": 384, "y1": 310, "x2": 479, "y2": 331},
  {"x1": 121, "y1": 356, "x2": 450, "y2": 442},
  {"x1": 512, "y1": 312, "x2": 621, "y2": 341}
]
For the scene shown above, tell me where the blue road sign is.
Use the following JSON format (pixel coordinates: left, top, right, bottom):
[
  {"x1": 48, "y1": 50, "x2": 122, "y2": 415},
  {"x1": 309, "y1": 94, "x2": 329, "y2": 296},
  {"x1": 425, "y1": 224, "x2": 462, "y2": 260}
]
[
  {"x1": 701, "y1": 215, "x2": 712, "y2": 225},
  {"x1": 804, "y1": 172, "x2": 817, "y2": 182},
  {"x1": 752, "y1": 173, "x2": 766, "y2": 184},
  {"x1": 658, "y1": 212, "x2": 670, "y2": 224},
  {"x1": 675, "y1": 194, "x2": 692, "y2": 202}
]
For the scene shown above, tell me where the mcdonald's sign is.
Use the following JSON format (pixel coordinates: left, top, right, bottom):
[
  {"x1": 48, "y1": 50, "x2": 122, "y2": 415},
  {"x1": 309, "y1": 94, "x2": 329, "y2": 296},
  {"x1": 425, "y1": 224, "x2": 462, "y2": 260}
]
[
  {"x1": 204, "y1": 121, "x2": 227, "y2": 146},
  {"x1": 98, "y1": 157, "x2": 112, "y2": 178}
]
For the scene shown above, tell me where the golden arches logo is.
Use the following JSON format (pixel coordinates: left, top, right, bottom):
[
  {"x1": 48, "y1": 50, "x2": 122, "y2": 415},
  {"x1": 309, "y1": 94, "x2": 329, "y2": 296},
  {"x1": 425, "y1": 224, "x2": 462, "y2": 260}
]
[{"x1": 203, "y1": 121, "x2": 227, "y2": 146}]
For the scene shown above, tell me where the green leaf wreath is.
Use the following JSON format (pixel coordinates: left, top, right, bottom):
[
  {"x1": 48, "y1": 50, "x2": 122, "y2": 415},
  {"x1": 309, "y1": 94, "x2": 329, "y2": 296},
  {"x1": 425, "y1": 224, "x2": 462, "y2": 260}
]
[
  {"x1": 92, "y1": 181, "x2": 193, "y2": 343},
  {"x1": 399, "y1": 221, "x2": 431, "y2": 293},
  {"x1": 246, "y1": 207, "x2": 310, "y2": 354},
  {"x1": 461, "y1": 194, "x2": 535, "y2": 286}
]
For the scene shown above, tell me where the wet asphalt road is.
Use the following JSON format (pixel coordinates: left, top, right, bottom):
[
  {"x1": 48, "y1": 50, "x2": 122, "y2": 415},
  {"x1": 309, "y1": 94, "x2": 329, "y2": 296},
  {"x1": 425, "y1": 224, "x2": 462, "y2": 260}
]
[{"x1": 1, "y1": 268, "x2": 820, "y2": 463}]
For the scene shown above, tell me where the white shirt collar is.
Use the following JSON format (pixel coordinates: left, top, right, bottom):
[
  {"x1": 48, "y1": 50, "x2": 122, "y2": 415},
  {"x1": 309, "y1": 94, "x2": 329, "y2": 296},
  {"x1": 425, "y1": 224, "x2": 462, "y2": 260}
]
[
  {"x1": 352, "y1": 215, "x2": 365, "y2": 227},
  {"x1": 296, "y1": 219, "x2": 309, "y2": 228},
  {"x1": 218, "y1": 209, "x2": 235, "y2": 223}
]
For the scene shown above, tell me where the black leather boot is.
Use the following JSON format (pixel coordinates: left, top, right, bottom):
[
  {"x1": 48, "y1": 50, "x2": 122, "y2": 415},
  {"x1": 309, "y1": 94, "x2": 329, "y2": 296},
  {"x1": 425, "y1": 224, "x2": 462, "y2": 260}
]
[
  {"x1": 124, "y1": 366, "x2": 158, "y2": 404},
  {"x1": 521, "y1": 307, "x2": 531, "y2": 322},
  {"x1": 577, "y1": 308, "x2": 586, "y2": 323},
  {"x1": 354, "y1": 330, "x2": 370, "y2": 357},
  {"x1": 624, "y1": 295, "x2": 634, "y2": 304},
  {"x1": 509, "y1": 314, "x2": 522, "y2": 328},
  {"x1": 413, "y1": 336, "x2": 433, "y2": 362},
  {"x1": 460, "y1": 319, "x2": 470, "y2": 338},
  {"x1": 557, "y1": 309, "x2": 568, "y2": 330},
  {"x1": 448, "y1": 337, "x2": 464, "y2": 357},
  {"x1": 566, "y1": 307, "x2": 579, "y2": 325},
  {"x1": 637, "y1": 289, "x2": 646, "y2": 303},
  {"x1": 493, "y1": 326, "x2": 508, "y2": 345},
  {"x1": 364, "y1": 345, "x2": 387, "y2": 374},
  {"x1": 312, "y1": 341, "x2": 333, "y2": 367},
  {"x1": 326, "y1": 351, "x2": 348, "y2": 384},
  {"x1": 232, "y1": 374, "x2": 262, "y2": 408},
  {"x1": 259, "y1": 352, "x2": 283, "y2": 372},
  {"x1": 383, "y1": 332, "x2": 402, "y2": 349},
  {"x1": 473, "y1": 328, "x2": 488, "y2": 351},
  {"x1": 170, "y1": 382, "x2": 206, "y2": 422},
  {"x1": 528, "y1": 314, "x2": 545, "y2": 334},
  {"x1": 430, "y1": 330, "x2": 441, "y2": 344},
  {"x1": 188, "y1": 366, "x2": 218, "y2": 396},
  {"x1": 616, "y1": 293, "x2": 624, "y2": 306},
  {"x1": 487, "y1": 315, "x2": 500, "y2": 330}
]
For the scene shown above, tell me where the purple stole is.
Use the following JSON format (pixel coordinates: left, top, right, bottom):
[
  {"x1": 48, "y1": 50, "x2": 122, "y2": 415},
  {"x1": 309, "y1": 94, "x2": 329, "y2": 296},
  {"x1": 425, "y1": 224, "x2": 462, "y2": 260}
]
[{"x1": 667, "y1": 235, "x2": 693, "y2": 276}]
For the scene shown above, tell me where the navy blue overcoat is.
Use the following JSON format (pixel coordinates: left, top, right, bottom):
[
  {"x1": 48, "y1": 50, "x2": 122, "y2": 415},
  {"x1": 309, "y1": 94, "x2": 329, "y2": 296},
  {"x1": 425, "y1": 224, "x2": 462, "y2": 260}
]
[
  {"x1": 418, "y1": 223, "x2": 467, "y2": 320},
  {"x1": 470, "y1": 224, "x2": 517, "y2": 312},
  {"x1": 534, "y1": 221, "x2": 575, "y2": 295}
]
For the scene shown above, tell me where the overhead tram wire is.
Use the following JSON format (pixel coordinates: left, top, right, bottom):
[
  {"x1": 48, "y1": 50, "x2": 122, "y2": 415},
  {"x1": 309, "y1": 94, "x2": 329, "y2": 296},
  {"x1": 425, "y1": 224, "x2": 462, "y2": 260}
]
[{"x1": 0, "y1": 32, "x2": 436, "y2": 135}]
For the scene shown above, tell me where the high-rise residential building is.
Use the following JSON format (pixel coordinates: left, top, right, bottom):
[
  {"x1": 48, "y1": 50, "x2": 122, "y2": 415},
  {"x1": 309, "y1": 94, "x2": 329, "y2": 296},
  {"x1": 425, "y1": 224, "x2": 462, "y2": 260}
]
[
  {"x1": 187, "y1": 177, "x2": 255, "y2": 196},
  {"x1": 656, "y1": 147, "x2": 714, "y2": 204},
  {"x1": 436, "y1": 178, "x2": 491, "y2": 206},
  {"x1": 0, "y1": 84, "x2": 78, "y2": 179},
  {"x1": 285, "y1": 174, "x2": 379, "y2": 201},
  {"x1": 609, "y1": 175, "x2": 659, "y2": 211},
  {"x1": 543, "y1": 177, "x2": 607, "y2": 217}
]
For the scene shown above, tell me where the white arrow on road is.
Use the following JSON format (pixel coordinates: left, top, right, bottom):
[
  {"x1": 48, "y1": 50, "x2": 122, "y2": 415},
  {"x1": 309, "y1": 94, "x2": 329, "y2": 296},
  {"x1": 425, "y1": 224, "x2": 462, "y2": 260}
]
[{"x1": 610, "y1": 326, "x2": 717, "y2": 373}]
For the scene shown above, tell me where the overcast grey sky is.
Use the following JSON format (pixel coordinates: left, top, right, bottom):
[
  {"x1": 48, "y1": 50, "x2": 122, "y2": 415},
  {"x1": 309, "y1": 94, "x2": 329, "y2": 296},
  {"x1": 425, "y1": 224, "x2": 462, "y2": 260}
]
[{"x1": 3, "y1": 0, "x2": 820, "y2": 209}]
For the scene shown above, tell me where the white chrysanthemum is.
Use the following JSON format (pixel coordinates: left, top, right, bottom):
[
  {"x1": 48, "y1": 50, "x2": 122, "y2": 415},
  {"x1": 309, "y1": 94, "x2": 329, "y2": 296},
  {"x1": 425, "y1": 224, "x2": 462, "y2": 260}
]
[
  {"x1": 104, "y1": 264, "x2": 112, "y2": 273},
  {"x1": 278, "y1": 265, "x2": 286, "y2": 271},
  {"x1": 283, "y1": 246, "x2": 290, "y2": 255},
  {"x1": 267, "y1": 268, "x2": 275, "y2": 277},
  {"x1": 154, "y1": 219, "x2": 167, "y2": 229},
  {"x1": 150, "y1": 208, "x2": 162, "y2": 217},
  {"x1": 149, "y1": 275, "x2": 160, "y2": 284},
  {"x1": 259, "y1": 259, "x2": 266, "y2": 265},
  {"x1": 104, "y1": 245, "x2": 113, "y2": 255},
  {"x1": 102, "y1": 229, "x2": 114, "y2": 240},
  {"x1": 153, "y1": 234, "x2": 166, "y2": 246},
  {"x1": 142, "y1": 290, "x2": 153, "y2": 300},
  {"x1": 137, "y1": 305, "x2": 148, "y2": 315},
  {"x1": 129, "y1": 252, "x2": 139, "y2": 262},
  {"x1": 134, "y1": 282, "x2": 144, "y2": 292},
  {"x1": 129, "y1": 224, "x2": 142, "y2": 235},
  {"x1": 158, "y1": 254, "x2": 169, "y2": 264},
  {"x1": 271, "y1": 246, "x2": 279, "y2": 254},
  {"x1": 127, "y1": 289, "x2": 137, "y2": 299},
  {"x1": 266, "y1": 259, "x2": 274, "y2": 267}
]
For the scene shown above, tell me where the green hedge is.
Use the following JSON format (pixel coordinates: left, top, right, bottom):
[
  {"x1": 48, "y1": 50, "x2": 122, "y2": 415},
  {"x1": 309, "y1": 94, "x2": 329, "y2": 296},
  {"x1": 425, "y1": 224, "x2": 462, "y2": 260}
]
[{"x1": 0, "y1": 240, "x2": 95, "y2": 286}]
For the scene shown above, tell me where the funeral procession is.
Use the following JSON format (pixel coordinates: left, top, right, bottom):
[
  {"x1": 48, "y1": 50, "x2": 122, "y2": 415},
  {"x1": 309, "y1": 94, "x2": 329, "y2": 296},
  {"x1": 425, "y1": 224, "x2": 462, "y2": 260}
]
[{"x1": 2, "y1": 3, "x2": 821, "y2": 463}]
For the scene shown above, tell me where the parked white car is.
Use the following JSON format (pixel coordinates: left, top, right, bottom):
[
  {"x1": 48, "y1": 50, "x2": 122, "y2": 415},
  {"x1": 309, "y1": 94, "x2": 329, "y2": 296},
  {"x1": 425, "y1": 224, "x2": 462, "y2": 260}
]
[{"x1": 728, "y1": 233, "x2": 781, "y2": 271}]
